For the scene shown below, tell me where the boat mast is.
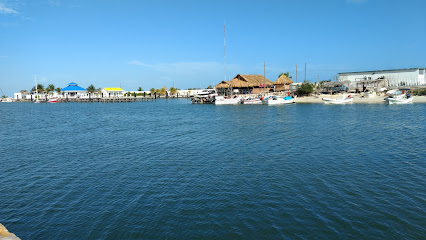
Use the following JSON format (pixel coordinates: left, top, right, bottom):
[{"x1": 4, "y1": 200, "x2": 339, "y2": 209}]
[
  {"x1": 35, "y1": 74, "x2": 37, "y2": 99},
  {"x1": 224, "y1": 23, "x2": 229, "y2": 96},
  {"x1": 264, "y1": 61, "x2": 266, "y2": 95}
]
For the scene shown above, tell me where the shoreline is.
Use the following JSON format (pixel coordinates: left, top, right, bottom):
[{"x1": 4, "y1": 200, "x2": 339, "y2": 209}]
[{"x1": 294, "y1": 94, "x2": 426, "y2": 104}]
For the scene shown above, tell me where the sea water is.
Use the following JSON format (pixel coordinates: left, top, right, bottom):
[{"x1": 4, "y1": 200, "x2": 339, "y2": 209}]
[{"x1": 0, "y1": 100, "x2": 425, "y2": 239}]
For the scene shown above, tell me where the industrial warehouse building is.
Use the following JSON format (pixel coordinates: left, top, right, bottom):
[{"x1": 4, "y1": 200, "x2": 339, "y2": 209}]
[{"x1": 338, "y1": 68, "x2": 425, "y2": 90}]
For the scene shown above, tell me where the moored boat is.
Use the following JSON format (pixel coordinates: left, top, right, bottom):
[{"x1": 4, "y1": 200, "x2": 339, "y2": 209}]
[
  {"x1": 385, "y1": 94, "x2": 413, "y2": 104},
  {"x1": 48, "y1": 97, "x2": 59, "y2": 103},
  {"x1": 322, "y1": 95, "x2": 353, "y2": 104},
  {"x1": 241, "y1": 97, "x2": 262, "y2": 104},
  {"x1": 262, "y1": 96, "x2": 295, "y2": 105},
  {"x1": 214, "y1": 96, "x2": 241, "y2": 105},
  {"x1": 0, "y1": 98, "x2": 13, "y2": 102}
]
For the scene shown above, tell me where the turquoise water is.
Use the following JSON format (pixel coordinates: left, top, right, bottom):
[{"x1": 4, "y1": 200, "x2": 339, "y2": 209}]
[{"x1": 0, "y1": 100, "x2": 425, "y2": 239}]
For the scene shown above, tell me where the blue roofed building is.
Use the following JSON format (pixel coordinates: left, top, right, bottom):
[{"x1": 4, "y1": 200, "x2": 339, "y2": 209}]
[{"x1": 61, "y1": 82, "x2": 87, "y2": 98}]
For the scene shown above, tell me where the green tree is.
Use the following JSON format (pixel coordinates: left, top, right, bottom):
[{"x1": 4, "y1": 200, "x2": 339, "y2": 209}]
[
  {"x1": 150, "y1": 88, "x2": 155, "y2": 94},
  {"x1": 31, "y1": 84, "x2": 45, "y2": 93},
  {"x1": 295, "y1": 81, "x2": 314, "y2": 96},
  {"x1": 87, "y1": 84, "x2": 96, "y2": 93},
  {"x1": 87, "y1": 84, "x2": 96, "y2": 98},
  {"x1": 279, "y1": 72, "x2": 292, "y2": 79},
  {"x1": 206, "y1": 85, "x2": 213, "y2": 89},
  {"x1": 55, "y1": 87, "x2": 62, "y2": 94},
  {"x1": 46, "y1": 84, "x2": 55, "y2": 94},
  {"x1": 169, "y1": 87, "x2": 177, "y2": 95},
  {"x1": 137, "y1": 86, "x2": 143, "y2": 91}
]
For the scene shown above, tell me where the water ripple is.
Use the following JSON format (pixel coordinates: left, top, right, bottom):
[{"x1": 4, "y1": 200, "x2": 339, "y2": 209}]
[{"x1": 0, "y1": 101, "x2": 425, "y2": 239}]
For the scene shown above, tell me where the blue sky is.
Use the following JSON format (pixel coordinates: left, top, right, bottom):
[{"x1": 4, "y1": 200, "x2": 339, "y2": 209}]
[{"x1": 1, "y1": 0, "x2": 425, "y2": 96}]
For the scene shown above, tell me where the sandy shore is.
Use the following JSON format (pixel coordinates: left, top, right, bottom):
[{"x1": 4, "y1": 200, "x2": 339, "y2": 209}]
[{"x1": 294, "y1": 94, "x2": 426, "y2": 104}]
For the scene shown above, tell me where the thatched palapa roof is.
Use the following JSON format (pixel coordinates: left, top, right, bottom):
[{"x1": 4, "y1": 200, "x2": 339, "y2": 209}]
[
  {"x1": 274, "y1": 75, "x2": 294, "y2": 85},
  {"x1": 216, "y1": 81, "x2": 230, "y2": 89},
  {"x1": 215, "y1": 74, "x2": 273, "y2": 89}
]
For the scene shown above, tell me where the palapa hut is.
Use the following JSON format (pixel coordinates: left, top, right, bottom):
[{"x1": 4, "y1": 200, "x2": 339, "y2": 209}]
[
  {"x1": 215, "y1": 74, "x2": 274, "y2": 95},
  {"x1": 274, "y1": 75, "x2": 294, "y2": 91},
  {"x1": 215, "y1": 81, "x2": 230, "y2": 95}
]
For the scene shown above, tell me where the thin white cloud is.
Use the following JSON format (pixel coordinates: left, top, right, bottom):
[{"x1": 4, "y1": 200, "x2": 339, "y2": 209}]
[
  {"x1": 0, "y1": 2, "x2": 18, "y2": 14},
  {"x1": 346, "y1": 0, "x2": 367, "y2": 3},
  {"x1": 127, "y1": 60, "x2": 245, "y2": 89},
  {"x1": 128, "y1": 60, "x2": 224, "y2": 76}
]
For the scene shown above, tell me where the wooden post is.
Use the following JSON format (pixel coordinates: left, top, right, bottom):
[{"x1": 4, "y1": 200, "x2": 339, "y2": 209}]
[{"x1": 296, "y1": 64, "x2": 298, "y2": 83}]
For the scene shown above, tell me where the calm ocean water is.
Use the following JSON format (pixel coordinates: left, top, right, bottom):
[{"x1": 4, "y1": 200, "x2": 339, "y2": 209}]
[{"x1": 0, "y1": 99, "x2": 425, "y2": 239}]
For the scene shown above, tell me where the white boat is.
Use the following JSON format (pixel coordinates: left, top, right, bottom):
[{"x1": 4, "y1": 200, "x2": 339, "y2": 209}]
[
  {"x1": 214, "y1": 96, "x2": 241, "y2": 105},
  {"x1": 241, "y1": 97, "x2": 262, "y2": 104},
  {"x1": 194, "y1": 89, "x2": 218, "y2": 98},
  {"x1": 385, "y1": 94, "x2": 413, "y2": 104},
  {"x1": 322, "y1": 95, "x2": 353, "y2": 104},
  {"x1": 48, "y1": 97, "x2": 59, "y2": 103},
  {"x1": 386, "y1": 89, "x2": 402, "y2": 96},
  {"x1": 1, "y1": 98, "x2": 13, "y2": 102},
  {"x1": 262, "y1": 96, "x2": 295, "y2": 105}
]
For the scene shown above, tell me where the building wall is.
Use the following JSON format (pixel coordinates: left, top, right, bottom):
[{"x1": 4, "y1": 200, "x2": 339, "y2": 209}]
[
  {"x1": 338, "y1": 69, "x2": 425, "y2": 87},
  {"x1": 289, "y1": 83, "x2": 303, "y2": 91},
  {"x1": 276, "y1": 84, "x2": 291, "y2": 91}
]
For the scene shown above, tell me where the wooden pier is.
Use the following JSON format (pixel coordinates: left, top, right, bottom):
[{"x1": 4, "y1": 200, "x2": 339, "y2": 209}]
[{"x1": 63, "y1": 97, "x2": 157, "y2": 103}]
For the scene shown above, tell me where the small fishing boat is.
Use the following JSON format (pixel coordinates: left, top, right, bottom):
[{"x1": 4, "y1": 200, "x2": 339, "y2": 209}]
[
  {"x1": 214, "y1": 96, "x2": 241, "y2": 105},
  {"x1": 0, "y1": 98, "x2": 13, "y2": 102},
  {"x1": 385, "y1": 94, "x2": 413, "y2": 104},
  {"x1": 262, "y1": 96, "x2": 295, "y2": 105},
  {"x1": 48, "y1": 97, "x2": 59, "y2": 103},
  {"x1": 322, "y1": 95, "x2": 353, "y2": 104},
  {"x1": 241, "y1": 97, "x2": 262, "y2": 104}
]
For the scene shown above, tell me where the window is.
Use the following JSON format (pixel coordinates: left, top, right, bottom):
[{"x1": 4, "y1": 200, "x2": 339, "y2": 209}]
[{"x1": 419, "y1": 69, "x2": 425, "y2": 75}]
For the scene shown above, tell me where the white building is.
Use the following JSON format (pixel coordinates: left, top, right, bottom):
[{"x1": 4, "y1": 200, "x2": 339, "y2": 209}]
[
  {"x1": 338, "y1": 68, "x2": 426, "y2": 88},
  {"x1": 289, "y1": 82, "x2": 303, "y2": 91},
  {"x1": 102, "y1": 88, "x2": 125, "y2": 98},
  {"x1": 62, "y1": 82, "x2": 87, "y2": 98},
  {"x1": 14, "y1": 90, "x2": 29, "y2": 100}
]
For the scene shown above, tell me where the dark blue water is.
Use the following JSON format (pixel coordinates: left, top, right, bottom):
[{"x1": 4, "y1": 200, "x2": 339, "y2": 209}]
[{"x1": 1, "y1": 100, "x2": 425, "y2": 239}]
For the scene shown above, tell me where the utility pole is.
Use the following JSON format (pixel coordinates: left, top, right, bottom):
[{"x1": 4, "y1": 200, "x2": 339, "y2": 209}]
[
  {"x1": 296, "y1": 64, "x2": 298, "y2": 83},
  {"x1": 305, "y1": 63, "x2": 306, "y2": 82}
]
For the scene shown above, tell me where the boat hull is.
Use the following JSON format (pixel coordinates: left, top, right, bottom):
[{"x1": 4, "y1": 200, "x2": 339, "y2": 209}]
[
  {"x1": 386, "y1": 97, "x2": 413, "y2": 104},
  {"x1": 48, "y1": 98, "x2": 59, "y2": 103},
  {"x1": 214, "y1": 96, "x2": 240, "y2": 105},
  {"x1": 322, "y1": 98, "x2": 353, "y2": 104},
  {"x1": 241, "y1": 99, "x2": 262, "y2": 104}
]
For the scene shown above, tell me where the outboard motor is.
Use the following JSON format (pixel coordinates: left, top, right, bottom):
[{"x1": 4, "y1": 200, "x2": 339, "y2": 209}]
[{"x1": 407, "y1": 93, "x2": 411, "y2": 98}]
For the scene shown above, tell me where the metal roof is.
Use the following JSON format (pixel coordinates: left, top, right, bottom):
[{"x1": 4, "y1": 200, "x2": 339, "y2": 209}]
[
  {"x1": 104, "y1": 88, "x2": 124, "y2": 91},
  {"x1": 338, "y1": 68, "x2": 425, "y2": 75},
  {"x1": 62, "y1": 83, "x2": 86, "y2": 92}
]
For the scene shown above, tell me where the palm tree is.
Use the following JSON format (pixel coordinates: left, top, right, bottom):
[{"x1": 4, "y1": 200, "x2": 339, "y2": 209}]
[
  {"x1": 31, "y1": 84, "x2": 45, "y2": 93},
  {"x1": 87, "y1": 84, "x2": 96, "y2": 98},
  {"x1": 87, "y1": 84, "x2": 96, "y2": 93},
  {"x1": 279, "y1": 72, "x2": 292, "y2": 79},
  {"x1": 55, "y1": 87, "x2": 61, "y2": 94},
  {"x1": 137, "y1": 86, "x2": 143, "y2": 91},
  {"x1": 46, "y1": 84, "x2": 55, "y2": 94},
  {"x1": 150, "y1": 88, "x2": 155, "y2": 95}
]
